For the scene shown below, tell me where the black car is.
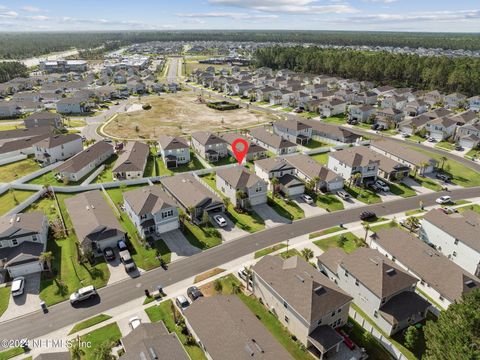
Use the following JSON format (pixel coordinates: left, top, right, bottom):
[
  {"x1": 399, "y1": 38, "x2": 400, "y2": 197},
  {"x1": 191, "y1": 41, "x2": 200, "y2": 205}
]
[
  {"x1": 103, "y1": 247, "x2": 115, "y2": 261},
  {"x1": 187, "y1": 286, "x2": 204, "y2": 301},
  {"x1": 436, "y1": 173, "x2": 451, "y2": 182},
  {"x1": 359, "y1": 211, "x2": 376, "y2": 220},
  {"x1": 454, "y1": 145, "x2": 463, "y2": 151},
  {"x1": 371, "y1": 124, "x2": 379, "y2": 130}
]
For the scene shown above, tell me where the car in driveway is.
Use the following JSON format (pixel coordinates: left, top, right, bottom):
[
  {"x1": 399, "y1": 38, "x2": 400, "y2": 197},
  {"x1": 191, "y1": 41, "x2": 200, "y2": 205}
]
[
  {"x1": 117, "y1": 240, "x2": 128, "y2": 251},
  {"x1": 175, "y1": 295, "x2": 190, "y2": 311},
  {"x1": 300, "y1": 194, "x2": 314, "y2": 204},
  {"x1": 359, "y1": 211, "x2": 376, "y2": 220},
  {"x1": 69, "y1": 285, "x2": 97, "y2": 305},
  {"x1": 428, "y1": 137, "x2": 436, "y2": 142},
  {"x1": 213, "y1": 214, "x2": 227, "y2": 227},
  {"x1": 187, "y1": 286, "x2": 204, "y2": 301},
  {"x1": 129, "y1": 316, "x2": 142, "y2": 330},
  {"x1": 11, "y1": 277, "x2": 25, "y2": 297},
  {"x1": 436, "y1": 195, "x2": 452, "y2": 205},
  {"x1": 374, "y1": 180, "x2": 390, "y2": 192},
  {"x1": 119, "y1": 250, "x2": 136, "y2": 272},
  {"x1": 337, "y1": 190, "x2": 351, "y2": 200},
  {"x1": 439, "y1": 206, "x2": 458, "y2": 214},
  {"x1": 103, "y1": 247, "x2": 115, "y2": 261},
  {"x1": 436, "y1": 173, "x2": 451, "y2": 182}
]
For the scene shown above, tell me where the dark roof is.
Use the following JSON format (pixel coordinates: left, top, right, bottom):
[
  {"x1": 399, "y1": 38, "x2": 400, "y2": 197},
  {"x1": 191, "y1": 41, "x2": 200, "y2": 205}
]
[
  {"x1": 274, "y1": 119, "x2": 311, "y2": 132},
  {"x1": 34, "y1": 352, "x2": 71, "y2": 360},
  {"x1": 0, "y1": 127, "x2": 52, "y2": 141},
  {"x1": 123, "y1": 186, "x2": 176, "y2": 216},
  {"x1": 216, "y1": 166, "x2": 264, "y2": 189},
  {"x1": 0, "y1": 134, "x2": 51, "y2": 155},
  {"x1": 308, "y1": 326, "x2": 344, "y2": 353},
  {"x1": 192, "y1": 131, "x2": 227, "y2": 146},
  {"x1": 219, "y1": 133, "x2": 266, "y2": 154},
  {"x1": 112, "y1": 141, "x2": 149, "y2": 173},
  {"x1": 158, "y1": 135, "x2": 189, "y2": 151},
  {"x1": 278, "y1": 174, "x2": 304, "y2": 188},
  {"x1": 34, "y1": 134, "x2": 81, "y2": 149},
  {"x1": 370, "y1": 140, "x2": 436, "y2": 167},
  {"x1": 24, "y1": 111, "x2": 61, "y2": 122},
  {"x1": 254, "y1": 157, "x2": 294, "y2": 173},
  {"x1": 56, "y1": 141, "x2": 113, "y2": 174},
  {"x1": 329, "y1": 146, "x2": 380, "y2": 168},
  {"x1": 0, "y1": 212, "x2": 46, "y2": 240},
  {"x1": 250, "y1": 128, "x2": 296, "y2": 150},
  {"x1": 284, "y1": 153, "x2": 343, "y2": 183},
  {"x1": 379, "y1": 291, "x2": 430, "y2": 325}
]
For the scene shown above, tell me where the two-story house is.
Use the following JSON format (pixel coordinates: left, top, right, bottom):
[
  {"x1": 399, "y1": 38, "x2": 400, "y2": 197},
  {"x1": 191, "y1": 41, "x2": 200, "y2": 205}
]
[
  {"x1": 216, "y1": 166, "x2": 267, "y2": 208},
  {"x1": 327, "y1": 147, "x2": 380, "y2": 184},
  {"x1": 253, "y1": 255, "x2": 352, "y2": 359},
  {"x1": 191, "y1": 131, "x2": 228, "y2": 163},
  {"x1": 24, "y1": 111, "x2": 63, "y2": 130},
  {"x1": 254, "y1": 157, "x2": 305, "y2": 197},
  {"x1": 56, "y1": 97, "x2": 86, "y2": 114},
  {"x1": 0, "y1": 212, "x2": 48, "y2": 277},
  {"x1": 219, "y1": 133, "x2": 267, "y2": 161},
  {"x1": 249, "y1": 128, "x2": 297, "y2": 155},
  {"x1": 455, "y1": 123, "x2": 480, "y2": 149},
  {"x1": 445, "y1": 92, "x2": 467, "y2": 109},
  {"x1": 33, "y1": 134, "x2": 83, "y2": 166},
  {"x1": 348, "y1": 105, "x2": 376, "y2": 123},
  {"x1": 112, "y1": 141, "x2": 149, "y2": 180},
  {"x1": 123, "y1": 186, "x2": 179, "y2": 238},
  {"x1": 421, "y1": 209, "x2": 480, "y2": 277},
  {"x1": 272, "y1": 119, "x2": 312, "y2": 145},
  {"x1": 425, "y1": 116, "x2": 458, "y2": 141},
  {"x1": 423, "y1": 90, "x2": 444, "y2": 106},
  {"x1": 301, "y1": 119, "x2": 361, "y2": 144},
  {"x1": 318, "y1": 248, "x2": 430, "y2": 335},
  {"x1": 157, "y1": 135, "x2": 190, "y2": 168},
  {"x1": 467, "y1": 95, "x2": 480, "y2": 112}
]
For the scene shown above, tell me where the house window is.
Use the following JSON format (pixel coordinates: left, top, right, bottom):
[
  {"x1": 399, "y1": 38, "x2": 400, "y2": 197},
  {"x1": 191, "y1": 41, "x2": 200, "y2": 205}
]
[
  {"x1": 331, "y1": 311, "x2": 335, "y2": 317},
  {"x1": 317, "y1": 319, "x2": 322, "y2": 325},
  {"x1": 337, "y1": 308, "x2": 341, "y2": 313},
  {"x1": 32, "y1": 235, "x2": 38, "y2": 242},
  {"x1": 374, "y1": 310, "x2": 378, "y2": 318},
  {"x1": 0, "y1": 242, "x2": 2, "y2": 248},
  {"x1": 454, "y1": 239, "x2": 459, "y2": 245},
  {"x1": 284, "y1": 316, "x2": 289, "y2": 323},
  {"x1": 452, "y1": 251, "x2": 457, "y2": 257},
  {"x1": 355, "y1": 279, "x2": 359, "y2": 286},
  {"x1": 344, "y1": 270, "x2": 349, "y2": 277},
  {"x1": 381, "y1": 297, "x2": 386, "y2": 304},
  {"x1": 12, "y1": 239, "x2": 18, "y2": 246},
  {"x1": 283, "y1": 301, "x2": 288, "y2": 309},
  {"x1": 162, "y1": 210, "x2": 174, "y2": 219}
]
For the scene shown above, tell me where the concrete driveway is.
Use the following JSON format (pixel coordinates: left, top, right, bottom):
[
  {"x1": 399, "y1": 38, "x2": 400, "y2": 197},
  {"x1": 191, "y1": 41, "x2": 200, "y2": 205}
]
[
  {"x1": 253, "y1": 204, "x2": 291, "y2": 228},
  {"x1": 161, "y1": 230, "x2": 201, "y2": 261},
  {"x1": 1, "y1": 273, "x2": 41, "y2": 321},
  {"x1": 339, "y1": 197, "x2": 363, "y2": 209},
  {"x1": 377, "y1": 191, "x2": 403, "y2": 202},
  {"x1": 293, "y1": 197, "x2": 328, "y2": 217},
  {"x1": 106, "y1": 249, "x2": 131, "y2": 285},
  {"x1": 402, "y1": 177, "x2": 434, "y2": 195},
  {"x1": 210, "y1": 214, "x2": 249, "y2": 242}
]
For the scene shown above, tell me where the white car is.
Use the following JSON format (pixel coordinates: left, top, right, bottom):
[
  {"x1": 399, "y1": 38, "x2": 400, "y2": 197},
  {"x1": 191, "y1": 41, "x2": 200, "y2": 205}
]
[
  {"x1": 301, "y1": 194, "x2": 314, "y2": 204},
  {"x1": 175, "y1": 295, "x2": 190, "y2": 311},
  {"x1": 213, "y1": 214, "x2": 227, "y2": 227},
  {"x1": 129, "y1": 316, "x2": 142, "y2": 330},
  {"x1": 374, "y1": 180, "x2": 390, "y2": 192},
  {"x1": 436, "y1": 195, "x2": 452, "y2": 204},
  {"x1": 11, "y1": 277, "x2": 25, "y2": 297},
  {"x1": 69, "y1": 285, "x2": 97, "y2": 304}
]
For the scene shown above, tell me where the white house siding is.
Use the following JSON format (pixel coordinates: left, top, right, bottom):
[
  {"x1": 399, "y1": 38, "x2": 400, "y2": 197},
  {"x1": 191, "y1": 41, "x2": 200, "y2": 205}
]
[
  {"x1": 34, "y1": 138, "x2": 83, "y2": 165},
  {"x1": 421, "y1": 220, "x2": 480, "y2": 277},
  {"x1": 327, "y1": 156, "x2": 378, "y2": 183},
  {"x1": 369, "y1": 145, "x2": 435, "y2": 174},
  {"x1": 113, "y1": 170, "x2": 143, "y2": 180}
]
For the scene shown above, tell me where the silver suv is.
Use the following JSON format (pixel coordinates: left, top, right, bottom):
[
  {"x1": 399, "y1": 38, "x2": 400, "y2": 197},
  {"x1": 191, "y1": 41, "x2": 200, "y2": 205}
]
[
  {"x1": 120, "y1": 250, "x2": 136, "y2": 272},
  {"x1": 70, "y1": 285, "x2": 97, "y2": 304}
]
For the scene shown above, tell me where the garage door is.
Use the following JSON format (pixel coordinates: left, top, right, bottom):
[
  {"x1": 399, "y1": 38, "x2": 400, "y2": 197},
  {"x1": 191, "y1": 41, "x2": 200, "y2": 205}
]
[
  {"x1": 459, "y1": 138, "x2": 475, "y2": 149},
  {"x1": 249, "y1": 194, "x2": 267, "y2": 206},
  {"x1": 8, "y1": 262, "x2": 43, "y2": 277},
  {"x1": 285, "y1": 185, "x2": 305, "y2": 197},
  {"x1": 157, "y1": 219, "x2": 179, "y2": 234},
  {"x1": 327, "y1": 181, "x2": 344, "y2": 192}
]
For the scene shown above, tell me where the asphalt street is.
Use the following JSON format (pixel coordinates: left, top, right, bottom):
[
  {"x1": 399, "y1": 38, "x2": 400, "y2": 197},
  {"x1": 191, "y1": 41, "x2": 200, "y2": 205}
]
[{"x1": 1, "y1": 186, "x2": 479, "y2": 345}]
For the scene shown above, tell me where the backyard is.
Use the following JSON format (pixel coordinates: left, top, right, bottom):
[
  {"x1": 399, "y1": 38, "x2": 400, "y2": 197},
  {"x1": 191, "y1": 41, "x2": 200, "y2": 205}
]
[
  {"x1": 155, "y1": 150, "x2": 204, "y2": 176},
  {"x1": 309, "y1": 152, "x2": 329, "y2": 165},
  {"x1": 0, "y1": 189, "x2": 35, "y2": 216},
  {"x1": 79, "y1": 322, "x2": 122, "y2": 360},
  {"x1": 0, "y1": 158, "x2": 40, "y2": 182}
]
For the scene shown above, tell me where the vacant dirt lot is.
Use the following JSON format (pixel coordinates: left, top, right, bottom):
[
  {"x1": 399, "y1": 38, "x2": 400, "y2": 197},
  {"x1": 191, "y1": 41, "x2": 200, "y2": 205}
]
[{"x1": 103, "y1": 92, "x2": 278, "y2": 139}]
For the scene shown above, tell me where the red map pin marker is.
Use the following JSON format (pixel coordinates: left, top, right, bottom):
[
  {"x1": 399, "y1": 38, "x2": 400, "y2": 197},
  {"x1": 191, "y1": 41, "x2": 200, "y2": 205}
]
[{"x1": 231, "y1": 138, "x2": 249, "y2": 165}]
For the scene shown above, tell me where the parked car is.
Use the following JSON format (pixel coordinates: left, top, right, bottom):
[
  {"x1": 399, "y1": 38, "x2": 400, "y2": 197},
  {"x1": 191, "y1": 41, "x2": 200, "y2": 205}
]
[
  {"x1": 428, "y1": 137, "x2": 436, "y2": 142},
  {"x1": 337, "y1": 190, "x2": 351, "y2": 200},
  {"x1": 293, "y1": 107, "x2": 304, "y2": 113},
  {"x1": 337, "y1": 329, "x2": 356, "y2": 350},
  {"x1": 103, "y1": 247, "x2": 115, "y2": 261},
  {"x1": 371, "y1": 123, "x2": 379, "y2": 130},
  {"x1": 436, "y1": 195, "x2": 452, "y2": 204},
  {"x1": 69, "y1": 285, "x2": 97, "y2": 304},
  {"x1": 301, "y1": 194, "x2": 314, "y2": 204},
  {"x1": 369, "y1": 183, "x2": 381, "y2": 192},
  {"x1": 213, "y1": 214, "x2": 227, "y2": 227},
  {"x1": 11, "y1": 277, "x2": 25, "y2": 297},
  {"x1": 129, "y1": 316, "x2": 142, "y2": 330},
  {"x1": 436, "y1": 173, "x2": 451, "y2": 182},
  {"x1": 439, "y1": 206, "x2": 458, "y2": 214},
  {"x1": 237, "y1": 267, "x2": 253, "y2": 288},
  {"x1": 187, "y1": 286, "x2": 204, "y2": 301},
  {"x1": 117, "y1": 240, "x2": 128, "y2": 251},
  {"x1": 175, "y1": 295, "x2": 190, "y2": 311},
  {"x1": 119, "y1": 250, "x2": 136, "y2": 272},
  {"x1": 454, "y1": 144, "x2": 463, "y2": 151},
  {"x1": 359, "y1": 211, "x2": 376, "y2": 220},
  {"x1": 401, "y1": 132, "x2": 410, "y2": 138},
  {"x1": 374, "y1": 180, "x2": 390, "y2": 192}
]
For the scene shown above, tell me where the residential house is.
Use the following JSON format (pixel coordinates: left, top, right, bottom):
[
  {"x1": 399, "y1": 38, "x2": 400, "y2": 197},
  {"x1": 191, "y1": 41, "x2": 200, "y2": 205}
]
[
  {"x1": 119, "y1": 322, "x2": 189, "y2": 360},
  {"x1": 123, "y1": 186, "x2": 179, "y2": 238},
  {"x1": 183, "y1": 295, "x2": 293, "y2": 360},
  {"x1": 255, "y1": 86, "x2": 278, "y2": 102},
  {"x1": 219, "y1": 133, "x2": 267, "y2": 161},
  {"x1": 56, "y1": 97, "x2": 86, "y2": 114},
  {"x1": 0, "y1": 134, "x2": 51, "y2": 160},
  {"x1": 0, "y1": 212, "x2": 48, "y2": 277},
  {"x1": 301, "y1": 119, "x2": 361, "y2": 144},
  {"x1": 420, "y1": 210, "x2": 480, "y2": 277},
  {"x1": 24, "y1": 111, "x2": 63, "y2": 129},
  {"x1": 249, "y1": 128, "x2": 297, "y2": 155},
  {"x1": 161, "y1": 173, "x2": 224, "y2": 222},
  {"x1": 327, "y1": 147, "x2": 380, "y2": 184},
  {"x1": 33, "y1": 134, "x2": 83, "y2": 166},
  {"x1": 0, "y1": 101, "x2": 21, "y2": 118},
  {"x1": 157, "y1": 135, "x2": 190, "y2": 168},
  {"x1": 191, "y1": 131, "x2": 228, "y2": 163},
  {"x1": 445, "y1": 92, "x2": 467, "y2": 109},
  {"x1": 375, "y1": 107, "x2": 404, "y2": 128},
  {"x1": 112, "y1": 141, "x2": 149, "y2": 180},
  {"x1": 55, "y1": 141, "x2": 114, "y2": 182},
  {"x1": 254, "y1": 157, "x2": 305, "y2": 197},
  {"x1": 318, "y1": 99, "x2": 347, "y2": 117},
  {"x1": 11, "y1": 91, "x2": 41, "y2": 103},
  {"x1": 381, "y1": 95, "x2": 408, "y2": 111},
  {"x1": 424, "y1": 90, "x2": 444, "y2": 106},
  {"x1": 397, "y1": 114, "x2": 431, "y2": 136},
  {"x1": 372, "y1": 85, "x2": 395, "y2": 97},
  {"x1": 252, "y1": 256, "x2": 352, "y2": 359},
  {"x1": 468, "y1": 95, "x2": 480, "y2": 112},
  {"x1": 284, "y1": 153, "x2": 344, "y2": 192},
  {"x1": 369, "y1": 228, "x2": 480, "y2": 310},
  {"x1": 317, "y1": 247, "x2": 430, "y2": 335},
  {"x1": 348, "y1": 104, "x2": 376, "y2": 123},
  {"x1": 354, "y1": 91, "x2": 378, "y2": 106},
  {"x1": 370, "y1": 139, "x2": 437, "y2": 174},
  {"x1": 216, "y1": 166, "x2": 267, "y2": 208},
  {"x1": 456, "y1": 123, "x2": 480, "y2": 149},
  {"x1": 65, "y1": 190, "x2": 126, "y2": 253},
  {"x1": 273, "y1": 119, "x2": 312, "y2": 145},
  {"x1": 0, "y1": 127, "x2": 52, "y2": 147},
  {"x1": 404, "y1": 100, "x2": 428, "y2": 117},
  {"x1": 425, "y1": 116, "x2": 458, "y2": 141}
]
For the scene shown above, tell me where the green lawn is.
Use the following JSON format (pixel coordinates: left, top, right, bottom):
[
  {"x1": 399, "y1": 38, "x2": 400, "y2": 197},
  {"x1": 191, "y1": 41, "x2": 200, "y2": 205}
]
[
  {"x1": 388, "y1": 182, "x2": 417, "y2": 198},
  {"x1": 0, "y1": 347, "x2": 25, "y2": 360},
  {"x1": 458, "y1": 204, "x2": 480, "y2": 214},
  {"x1": 345, "y1": 185, "x2": 382, "y2": 204},
  {"x1": 92, "y1": 154, "x2": 118, "y2": 183},
  {"x1": 24, "y1": 196, "x2": 61, "y2": 221},
  {"x1": 281, "y1": 107, "x2": 294, "y2": 112},
  {"x1": 106, "y1": 187, "x2": 171, "y2": 269},
  {"x1": 0, "y1": 190, "x2": 35, "y2": 216},
  {"x1": 143, "y1": 153, "x2": 156, "y2": 177},
  {"x1": 309, "y1": 152, "x2": 329, "y2": 165},
  {"x1": 313, "y1": 232, "x2": 364, "y2": 253},
  {"x1": 405, "y1": 209, "x2": 425, "y2": 216},
  {"x1": 303, "y1": 139, "x2": 332, "y2": 149},
  {"x1": 267, "y1": 194, "x2": 304, "y2": 220},
  {"x1": 27, "y1": 170, "x2": 66, "y2": 186},
  {"x1": 182, "y1": 221, "x2": 222, "y2": 249},
  {"x1": 155, "y1": 150, "x2": 204, "y2": 176},
  {"x1": 465, "y1": 148, "x2": 480, "y2": 160},
  {"x1": 309, "y1": 226, "x2": 344, "y2": 239},
  {"x1": 278, "y1": 248, "x2": 302, "y2": 259},
  {"x1": 69, "y1": 314, "x2": 112, "y2": 335},
  {"x1": 406, "y1": 135, "x2": 426, "y2": 143},
  {"x1": 370, "y1": 220, "x2": 400, "y2": 233},
  {"x1": 209, "y1": 155, "x2": 236, "y2": 167},
  {"x1": 254, "y1": 243, "x2": 287, "y2": 259},
  {"x1": 39, "y1": 193, "x2": 110, "y2": 306},
  {"x1": 0, "y1": 287, "x2": 10, "y2": 318},
  {"x1": 0, "y1": 158, "x2": 39, "y2": 182},
  {"x1": 434, "y1": 141, "x2": 454, "y2": 152},
  {"x1": 322, "y1": 115, "x2": 347, "y2": 125},
  {"x1": 299, "y1": 111, "x2": 319, "y2": 119},
  {"x1": 79, "y1": 323, "x2": 122, "y2": 360},
  {"x1": 314, "y1": 193, "x2": 344, "y2": 212},
  {"x1": 145, "y1": 300, "x2": 207, "y2": 360},
  {"x1": 410, "y1": 175, "x2": 442, "y2": 191}
]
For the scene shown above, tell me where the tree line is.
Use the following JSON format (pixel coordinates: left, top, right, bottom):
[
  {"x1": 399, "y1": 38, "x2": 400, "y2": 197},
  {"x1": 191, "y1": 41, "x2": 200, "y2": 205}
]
[
  {"x1": 254, "y1": 46, "x2": 480, "y2": 97},
  {"x1": 0, "y1": 31, "x2": 479, "y2": 59},
  {"x1": 0, "y1": 62, "x2": 28, "y2": 83}
]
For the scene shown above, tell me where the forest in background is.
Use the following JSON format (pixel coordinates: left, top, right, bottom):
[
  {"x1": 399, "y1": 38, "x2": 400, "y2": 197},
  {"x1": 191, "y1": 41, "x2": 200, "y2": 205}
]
[
  {"x1": 0, "y1": 62, "x2": 28, "y2": 83},
  {"x1": 254, "y1": 46, "x2": 480, "y2": 97},
  {"x1": 0, "y1": 31, "x2": 479, "y2": 59}
]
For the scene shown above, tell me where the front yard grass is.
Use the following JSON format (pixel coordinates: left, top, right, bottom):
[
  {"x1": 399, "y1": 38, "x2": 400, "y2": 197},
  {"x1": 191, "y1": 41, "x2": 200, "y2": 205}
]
[
  {"x1": 79, "y1": 323, "x2": 122, "y2": 360},
  {"x1": 345, "y1": 184, "x2": 382, "y2": 204},
  {"x1": 434, "y1": 141, "x2": 455, "y2": 151},
  {"x1": 309, "y1": 226, "x2": 344, "y2": 239},
  {"x1": 0, "y1": 189, "x2": 35, "y2": 216},
  {"x1": 313, "y1": 232, "x2": 364, "y2": 254},
  {"x1": 254, "y1": 243, "x2": 287, "y2": 259},
  {"x1": 309, "y1": 152, "x2": 329, "y2": 165},
  {"x1": 314, "y1": 193, "x2": 344, "y2": 212},
  {"x1": 182, "y1": 221, "x2": 221, "y2": 250},
  {"x1": 145, "y1": 300, "x2": 207, "y2": 360},
  {"x1": 465, "y1": 148, "x2": 480, "y2": 160},
  {"x1": 322, "y1": 115, "x2": 347, "y2": 125},
  {"x1": 268, "y1": 194, "x2": 304, "y2": 220},
  {"x1": 0, "y1": 286, "x2": 10, "y2": 318},
  {"x1": 278, "y1": 248, "x2": 302, "y2": 259},
  {"x1": 458, "y1": 204, "x2": 480, "y2": 214},
  {"x1": 155, "y1": 150, "x2": 204, "y2": 176},
  {"x1": 0, "y1": 158, "x2": 40, "y2": 182},
  {"x1": 194, "y1": 268, "x2": 225, "y2": 283},
  {"x1": 0, "y1": 347, "x2": 25, "y2": 360},
  {"x1": 370, "y1": 220, "x2": 400, "y2": 233},
  {"x1": 406, "y1": 135, "x2": 426, "y2": 143},
  {"x1": 68, "y1": 314, "x2": 112, "y2": 335},
  {"x1": 410, "y1": 174, "x2": 442, "y2": 191},
  {"x1": 388, "y1": 182, "x2": 417, "y2": 198}
]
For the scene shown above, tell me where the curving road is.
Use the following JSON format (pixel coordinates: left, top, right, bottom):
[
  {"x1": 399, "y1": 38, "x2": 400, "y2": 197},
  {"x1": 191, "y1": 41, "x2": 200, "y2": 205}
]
[{"x1": 1, "y1": 186, "x2": 479, "y2": 345}]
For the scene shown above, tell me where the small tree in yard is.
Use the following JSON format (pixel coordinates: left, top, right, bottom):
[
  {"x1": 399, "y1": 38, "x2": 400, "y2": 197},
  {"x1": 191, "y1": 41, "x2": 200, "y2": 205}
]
[
  {"x1": 271, "y1": 177, "x2": 279, "y2": 197},
  {"x1": 214, "y1": 279, "x2": 223, "y2": 294},
  {"x1": 301, "y1": 248, "x2": 314, "y2": 261},
  {"x1": 404, "y1": 325, "x2": 420, "y2": 351},
  {"x1": 201, "y1": 211, "x2": 210, "y2": 226},
  {"x1": 337, "y1": 234, "x2": 347, "y2": 248}
]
